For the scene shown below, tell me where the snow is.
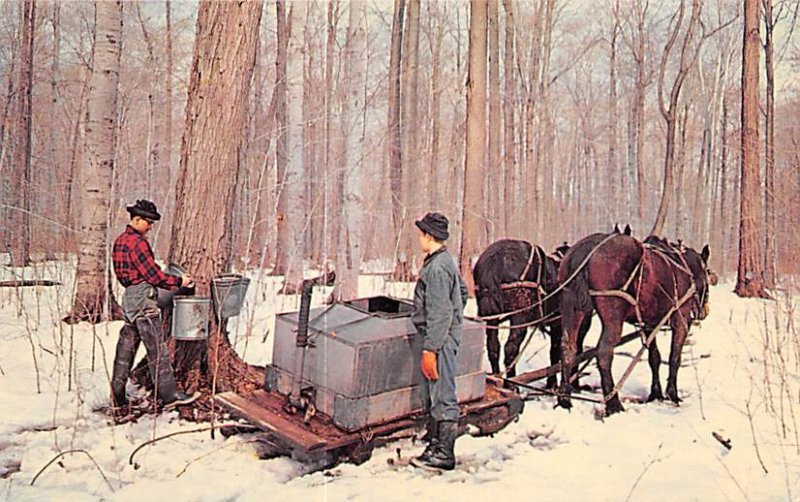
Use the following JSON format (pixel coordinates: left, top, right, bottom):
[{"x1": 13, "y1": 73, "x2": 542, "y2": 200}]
[{"x1": 1, "y1": 261, "x2": 799, "y2": 501}]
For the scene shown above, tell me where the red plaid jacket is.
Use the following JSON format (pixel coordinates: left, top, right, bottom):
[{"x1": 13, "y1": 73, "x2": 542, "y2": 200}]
[{"x1": 112, "y1": 226, "x2": 181, "y2": 289}]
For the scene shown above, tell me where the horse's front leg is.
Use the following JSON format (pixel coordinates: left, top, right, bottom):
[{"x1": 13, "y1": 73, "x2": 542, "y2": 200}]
[
  {"x1": 666, "y1": 312, "x2": 690, "y2": 404},
  {"x1": 646, "y1": 332, "x2": 664, "y2": 402}
]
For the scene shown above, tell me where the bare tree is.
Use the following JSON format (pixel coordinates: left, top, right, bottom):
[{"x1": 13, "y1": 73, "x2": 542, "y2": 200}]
[
  {"x1": 387, "y1": 0, "x2": 405, "y2": 238},
  {"x1": 502, "y1": 0, "x2": 516, "y2": 235},
  {"x1": 9, "y1": 0, "x2": 35, "y2": 267},
  {"x1": 398, "y1": 0, "x2": 421, "y2": 280},
  {"x1": 487, "y1": 0, "x2": 501, "y2": 240},
  {"x1": 736, "y1": 0, "x2": 769, "y2": 297},
  {"x1": 460, "y1": 0, "x2": 487, "y2": 293},
  {"x1": 762, "y1": 0, "x2": 777, "y2": 287},
  {"x1": 650, "y1": 0, "x2": 703, "y2": 236},
  {"x1": 333, "y1": 0, "x2": 367, "y2": 301},
  {"x1": 168, "y1": 0, "x2": 264, "y2": 393},
  {"x1": 67, "y1": 0, "x2": 123, "y2": 323},
  {"x1": 621, "y1": 0, "x2": 652, "y2": 223}
]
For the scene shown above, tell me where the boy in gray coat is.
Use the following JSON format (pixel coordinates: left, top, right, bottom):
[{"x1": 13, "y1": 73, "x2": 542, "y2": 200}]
[{"x1": 411, "y1": 212, "x2": 469, "y2": 470}]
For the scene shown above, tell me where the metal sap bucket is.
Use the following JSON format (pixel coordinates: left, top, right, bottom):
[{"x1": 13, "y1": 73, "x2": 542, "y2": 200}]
[
  {"x1": 171, "y1": 296, "x2": 211, "y2": 340},
  {"x1": 211, "y1": 274, "x2": 251, "y2": 319}
]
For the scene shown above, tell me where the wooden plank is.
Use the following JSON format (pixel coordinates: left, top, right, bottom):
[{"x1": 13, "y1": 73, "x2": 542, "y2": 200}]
[
  {"x1": 513, "y1": 332, "x2": 642, "y2": 384},
  {"x1": 214, "y1": 392, "x2": 328, "y2": 452}
]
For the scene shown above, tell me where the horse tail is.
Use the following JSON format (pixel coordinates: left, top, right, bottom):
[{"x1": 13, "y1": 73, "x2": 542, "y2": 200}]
[{"x1": 474, "y1": 264, "x2": 505, "y2": 317}]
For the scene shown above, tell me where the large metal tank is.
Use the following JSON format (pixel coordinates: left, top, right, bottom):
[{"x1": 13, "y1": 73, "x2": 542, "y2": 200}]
[{"x1": 266, "y1": 295, "x2": 485, "y2": 431}]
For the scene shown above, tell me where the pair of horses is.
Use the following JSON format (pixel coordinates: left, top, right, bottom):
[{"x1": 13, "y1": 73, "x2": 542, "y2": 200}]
[{"x1": 472, "y1": 227, "x2": 711, "y2": 416}]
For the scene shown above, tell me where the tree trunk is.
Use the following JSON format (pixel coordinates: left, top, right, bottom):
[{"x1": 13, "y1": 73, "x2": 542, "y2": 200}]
[
  {"x1": 650, "y1": 0, "x2": 703, "y2": 236},
  {"x1": 427, "y1": 0, "x2": 443, "y2": 209},
  {"x1": 9, "y1": 0, "x2": 35, "y2": 268},
  {"x1": 487, "y1": 0, "x2": 501, "y2": 241},
  {"x1": 397, "y1": 0, "x2": 420, "y2": 280},
  {"x1": 460, "y1": 0, "x2": 487, "y2": 295},
  {"x1": 762, "y1": 0, "x2": 776, "y2": 287},
  {"x1": 333, "y1": 0, "x2": 366, "y2": 301},
  {"x1": 44, "y1": 0, "x2": 60, "y2": 260},
  {"x1": 323, "y1": 1, "x2": 340, "y2": 265},
  {"x1": 608, "y1": 0, "x2": 620, "y2": 219},
  {"x1": 273, "y1": 0, "x2": 290, "y2": 275},
  {"x1": 280, "y1": 3, "x2": 306, "y2": 293},
  {"x1": 501, "y1": 0, "x2": 516, "y2": 237},
  {"x1": 67, "y1": 0, "x2": 123, "y2": 323},
  {"x1": 735, "y1": 0, "x2": 768, "y2": 297},
  {"x1": 387, "y1": 0, "x2": 404, "y2": 238},
  {"x1": 168, "y1": 0, "x2": 263, "y2": 396}
]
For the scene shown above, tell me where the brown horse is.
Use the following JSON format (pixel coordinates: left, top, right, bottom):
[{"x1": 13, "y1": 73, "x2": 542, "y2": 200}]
[
  {"x1": 473, "y1": 239, "x2": 590, "y2": 387},
  {"x1": 556, "y1": 233, "x2": 710, "y2": 415}
]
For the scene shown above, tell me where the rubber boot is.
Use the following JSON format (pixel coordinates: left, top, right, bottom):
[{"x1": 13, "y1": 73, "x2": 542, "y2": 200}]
[
  {"x1": 415, "y1": 418, "x2": 439, "y2": 463},
  {"x1": 110, "y1": 322, "x2": 139, "y2": 408},
  {"x1": 136, "y1": 313, "x2": 178, "y2": 403},
  {"x1": 420, "y1": 420, "x2": 457, "y2": 470}
]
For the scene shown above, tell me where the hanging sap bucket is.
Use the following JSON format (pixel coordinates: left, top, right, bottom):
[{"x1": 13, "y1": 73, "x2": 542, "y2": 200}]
[
  {"x1": 172, "y1": 297, "x2": 211, "y2": 341},
  {"x1": 211, "y1": 274, "x2": 251, "y2": 319}
]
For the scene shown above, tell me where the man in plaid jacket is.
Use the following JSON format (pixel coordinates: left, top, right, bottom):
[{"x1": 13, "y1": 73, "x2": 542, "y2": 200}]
[{"x1": 110, "y1": 199, "x2": 195, "y2": 410}]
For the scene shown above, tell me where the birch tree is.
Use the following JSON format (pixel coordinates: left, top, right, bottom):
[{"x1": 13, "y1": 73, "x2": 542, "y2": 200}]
[
  {"x1": 333, "y1": 0, "x2": 366, "y2": 301},
  {"x1": 67, "y1": 0, "x2": 122, "y2": 323}
]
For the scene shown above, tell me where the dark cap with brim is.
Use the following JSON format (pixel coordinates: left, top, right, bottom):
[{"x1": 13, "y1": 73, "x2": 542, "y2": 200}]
[
  {"x1": 126, "y1": 199, "x2": 161, "y2": 221},
  {"x1": 415, "y1": 212, "x2": 449, "y2": 241}
]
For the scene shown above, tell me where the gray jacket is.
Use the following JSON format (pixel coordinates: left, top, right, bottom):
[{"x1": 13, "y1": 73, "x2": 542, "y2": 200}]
[{"x1": 412, "y1": 247, "x2": 469, "y2": 353}]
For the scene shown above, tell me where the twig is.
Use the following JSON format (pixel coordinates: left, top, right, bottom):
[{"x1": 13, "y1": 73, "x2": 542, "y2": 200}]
[
  {"x1": 128, "y1": 423, "x2": 241, "y2": 466},
  {"x1": 30, "y1": 449, "x2": 115, "y2": 493},
  {"x1": 712, "y1": 431, "x2": 732, "y2": 450},
  {"x1": 745, "y1": 400, "x2": 770, "y2": 474},
  {"x1": 625, "y1": 443, "x2": 663, "y2": 502},
  {"x1": 175, "y1": 437, "x2": 261, "y2": 478}
]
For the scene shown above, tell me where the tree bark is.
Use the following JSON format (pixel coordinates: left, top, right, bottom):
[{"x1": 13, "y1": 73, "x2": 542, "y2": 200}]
[
  {"x1": 735, "y1": 0, "x2": 768, "y2": 297},
  {"x1": 9, "y1": 0, "x2": 35, "y2": 267},
  {"x1": 501, "y1": 0, "x2": 516, "y2": 236},
  {"x1": 651, "y1": 0, "x2": 703, "y2": 236},
  {"x1": 487, "y1": 0, "x2": 501, "y2": 240},
  {"x1": 397, "y1": 0, "x2": 420, "y2": 280},
  {"x1": 168, "y1": 0, "x2": 263, "y2": 396},
  {"x1": 387, "y1": 0, "x2": 405, "y2": 238},
  {"x1": 280, "y1": 3, "x2": 306, "y2": 293},
  {"x1": 67, "y1": 0, "x2": 123, "y2": 323},
  {"x1": 762, "y1": 0, "x2": 777, "y2": 287},
  {"x1": 333, "y1": 0, "x2": 367, "y2": 301},
  {"x1": 460, "y1": 0, "x2": 487, "y2": 295}
]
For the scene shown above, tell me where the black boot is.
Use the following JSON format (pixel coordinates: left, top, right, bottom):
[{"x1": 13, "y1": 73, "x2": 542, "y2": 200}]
[
  {"x1": 415, "y1": 419, "x2": 439, "y2": 463},
  {"x1": 420, "y1": 420, "x2": 457, "y2": 470},
  {"x1": 111, "y1": 323, "x2": 139, "y2": 408}
]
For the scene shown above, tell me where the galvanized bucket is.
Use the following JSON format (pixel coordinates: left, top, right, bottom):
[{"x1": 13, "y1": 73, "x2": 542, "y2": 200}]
[
  {"x1": 171, "y1": 296, "x2": 211, "y2": 340},
  {"x1": 211, "y1": 274, "x2": 251, "y2": 319}
]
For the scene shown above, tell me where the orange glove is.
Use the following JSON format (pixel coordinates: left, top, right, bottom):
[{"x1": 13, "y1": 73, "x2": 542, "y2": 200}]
[{"x1": 421, "y1": 350, "x2": 439, "y2": 381}]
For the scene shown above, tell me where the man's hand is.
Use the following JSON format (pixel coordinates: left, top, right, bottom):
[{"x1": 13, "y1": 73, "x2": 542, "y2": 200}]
[
  {"x1": 421, "y1": 350, "x2": 439, "y2": 381},
  {"x1": 181, "y1": 274, "x2": 194, "y2": 288}
]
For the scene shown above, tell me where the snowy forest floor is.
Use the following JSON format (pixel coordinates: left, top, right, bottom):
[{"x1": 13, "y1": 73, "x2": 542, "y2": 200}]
[{"x1": 1, "y1": 260, "x2": 799, "y2": 501}]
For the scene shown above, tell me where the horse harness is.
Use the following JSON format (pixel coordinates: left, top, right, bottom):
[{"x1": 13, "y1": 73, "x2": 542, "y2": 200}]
[{"x1": 587, "y1": 241, "x2": 701, "y2": 334}]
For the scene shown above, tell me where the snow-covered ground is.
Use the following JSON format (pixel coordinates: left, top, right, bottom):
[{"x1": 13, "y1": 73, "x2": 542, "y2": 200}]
[{"x1": 1, "y1": 261, "x2": 798, "y2": 501}]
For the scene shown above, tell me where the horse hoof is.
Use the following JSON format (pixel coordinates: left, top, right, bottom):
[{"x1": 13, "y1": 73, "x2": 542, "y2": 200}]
[
  {"x1": 605, "y1": 400, "x2": 625, "y2": 416},
  {"x1": 668, "y1": 394, "x2": 683, "y2": 404},
  {"x1": 557, "y1": 398, "x2": 573, "y2": 411},
  {"x1": 647, "y1": 391, "x2": 664, "y2": 403}
]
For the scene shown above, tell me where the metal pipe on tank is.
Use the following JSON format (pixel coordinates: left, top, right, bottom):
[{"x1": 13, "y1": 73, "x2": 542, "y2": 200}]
[{"x1": 289, "y1": 280, "x2": 314, "y2": 408}]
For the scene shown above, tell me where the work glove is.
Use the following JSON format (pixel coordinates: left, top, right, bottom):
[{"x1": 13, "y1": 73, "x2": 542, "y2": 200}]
[{"x1": 421, "y1": 350, "x2": 439, "y2": 381}]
